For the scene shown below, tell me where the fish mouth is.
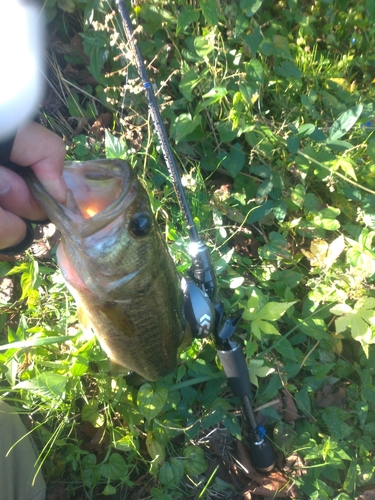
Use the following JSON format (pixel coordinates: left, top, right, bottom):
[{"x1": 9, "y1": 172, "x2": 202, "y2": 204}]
[
  {"x1": 26, "y1": 159, "x2": 137, "y2": 241},
  {"x1": 26, "y1": 159, "x2": 141, "y2": 293}
]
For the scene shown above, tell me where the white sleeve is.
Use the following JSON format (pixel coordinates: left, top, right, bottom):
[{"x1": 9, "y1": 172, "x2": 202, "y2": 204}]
[{"x1": 0, "y1": 1, "x2": 45, "y2": 141}]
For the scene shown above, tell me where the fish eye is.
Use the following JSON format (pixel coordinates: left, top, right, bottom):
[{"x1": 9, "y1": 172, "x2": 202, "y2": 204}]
[{"x1": 130, "y1": 213, "x2": 152, "y2": 237}]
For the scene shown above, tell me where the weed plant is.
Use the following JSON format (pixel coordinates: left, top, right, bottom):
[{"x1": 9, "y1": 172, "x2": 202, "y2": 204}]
[{"x1": 1, "y1": 0, "x2": 375, "y2": 498}]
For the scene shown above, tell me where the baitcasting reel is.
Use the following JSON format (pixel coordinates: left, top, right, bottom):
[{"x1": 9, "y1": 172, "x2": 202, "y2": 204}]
[{"x1": 116, "y1": 0, "x2": 275, "y2": 472}]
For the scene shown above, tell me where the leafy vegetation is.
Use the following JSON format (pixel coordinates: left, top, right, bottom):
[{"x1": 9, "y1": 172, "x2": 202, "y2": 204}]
[{"x1": 1, "y1": 0, "x2": 375, "y2": 498}]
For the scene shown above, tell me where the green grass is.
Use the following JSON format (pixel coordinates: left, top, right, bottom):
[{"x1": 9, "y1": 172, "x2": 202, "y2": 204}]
[{"x1": 1, "y1": 0, "x2": 375, "y2": 498}]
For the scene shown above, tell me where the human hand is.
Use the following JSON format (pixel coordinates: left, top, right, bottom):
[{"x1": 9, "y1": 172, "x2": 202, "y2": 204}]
[{"x1": 0, "y1": 122, "x2": 67, "y2": 251}]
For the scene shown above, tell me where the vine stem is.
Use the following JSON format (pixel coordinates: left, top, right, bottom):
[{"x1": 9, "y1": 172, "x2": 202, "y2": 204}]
[{"x1": 297, "y1": 150, "x2": 375, "y2": 196}]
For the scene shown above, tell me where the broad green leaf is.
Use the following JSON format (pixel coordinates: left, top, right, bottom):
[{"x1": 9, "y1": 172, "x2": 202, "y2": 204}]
[
  {"x1": 322, "y1": 407, "x2": 352, "y2": 440},
  {"x1": 245, "y1": 59, "x2": 264, "y2": 85},
  {"x1": 332, "y1": 157, "x2": 357, "y2": 180},
  {"x1": 346, "y1": 245, "x2": 375, "y2": 277},
  {"x1": 294, "y1": 386, "x2": 311, "y2": 416},
  {"x1": 20, "y1": 260, "x2": 39, "y2": 300},
  {"x1": 255, "y1": 301, "x2": 296, "y2": 321},
  {"x1": 159, "y1": 458, "x2": 184, "y2": 487},
  {"x1": 82, "y1": 400, "x2": 105, "y2": 428},
  {"x1": 248, "y1": 359, "x2": 275, "y2": 387},
  {"x1": 214, "y1": 248, "x2": 234, "y2": 275},
  {"x1": 176, "y1": 6, "x2": 200, "y2": 34},
  {"x1": 229, "y1": 276, "x2": 245, "y2": 289},
  {"x1": 81, "y1": 31, "x2": 109, "y2": 84},
  {"x1": 367, "y1": 136, "x2": 375, "y2": 162},
  {"x1": 179, "y1": 70, "x2": 201, "y2": 101},
  {"x1": 325, "y1": 139, "x2": 353, "y2": 151},
  {"x1": 250, "y1": 164, "x2": 271, "y2": 178},
  {"x1": 313, "y1": 206, "x2": 341, "y2": 230},
  {"x1": 247, "y1": 200, "x2": 274, "y2": 224},
  {"x1": 329, "y1": 104, "x2": 363, "y2": 140},
  {"x1": 70, "y1": 356, "x2": 88, "y2": 377},
  {"x1": 137, "y1": 383, "x2": 168, "y2": 421},
  {"x1": 14, "y1": 373, "x2": 67, "y2": 400},
  {"x1": 360, "y1": 229, "x2": 375, "y2": 250},
  {"x1": 241, "y1": 82, "x2": 259, "y2": 107},
  {"x1": 194, "y1": 36, "x2": 215, "y2": 58},
  {"x1": 235, "y1": 12, "x2": 249, "y2": 38},
  {"x1": 272, "y1": 35, "x2": 292, "y2": 60},
  {"x1": 102, "y1": 484, "x2": 117, "y2": 496},
  {"x1": 146, "y1": 431, "x2": 165, "y2": 466},
  {"x1": 138, "y1": 4, "x2": 176, "y2": 33},
  {"x1": 243, "y1": 289, "x2": 260, "y2": 321},
  {"x1": 256, "y1": 179, "x2": 273, "y2": 199},
  {"x1": 356, "y1": 297, "x2": 375, "y2": 311},
  {"x1": 240, "y1": 0, "x2": 263, "y2": 17},
  {"x1": 335, "y1": 316, "x2": 351, "y2": 333},
  {"x1": 258, "y1": 232, "x2": 291, "y2": 260},
  {"x1": 67, "y1": 93, "x2": 82, "y2": 118},
  {"x1": 297, "y1": 124, "x2": 316, "y2": 137},
  {"x1": 330, "y1": 303, "x2": 352, "y2": 316},
  {"x1": 254, "y1": 319, "x2": 280, "y2": 335},
  {"x1": 105, "y1": 130, "x2": 127, "y2": 159},
  {"x1": 366, "y1": 0, "x2": 375, "y2": 16},
  {"x1": 326, "y1": 235, "x2": 346, "y2": 267},
  {"x1": 251, "y1": 321, "x2": 262, "y2": 339},
  {"x1": 287, "y1": 136, "x2": 299, "y2": 154},
  {"x1": 273, "y1": 200, "x2": 287, "y2": 222},
  {"x1": 0, "y1": 261, "x2": 11, "y2": 277},
  {"x1": 331, "y1": 298, "x2": 375, "y2": 354},
  {"x1": 201, "y1": 0, "x2": 218, "y2": 26},
  {"x1": 216, "y1": 121, "x2": 238, "y2": 143},
  {"x1": 343, "y1": 461, "x2": 357, "y2": 494},
  {"x1": 150, "y1": 488, "x2": 173, "y2": 500},
  {"x1": 58, "y1": 0, "x2": 75, "y2": 12},
  {"x1": 100, "y1": 454, "x2": 128, "y2": 480},
  {"x1": 243, "y1": 25, "x2": 261, "y2": 55},
  {"x1": 197, "y1": 87, "x2": 228, "y2": 112},
  {"x1": 114, "y1": 432, "x2": 136, "y2": 452},
  {"x1": 275, "y1": 61, "x2": 302, "y2": 79},
  {"x1": 219, "y1": 142, "x2": 245, "y2": 177},
  {"x1": 174, "y1": 113, "x2": 201, "y2": 143},
  {"x1": 290, "y1": 184, "x2": 305, "y2": 208},
  {"x1": 183, "y1": 446, "x2": 208, "y2": 475},
  {"x1": 274, "y1": 338, "x2": 296, "y2": 360},
  {"x1": 351, "y1": 314, "x2": 370, "y2": 339},
  {"x1": 82, "y1": 454, "x2": 100, "y2": 488}
]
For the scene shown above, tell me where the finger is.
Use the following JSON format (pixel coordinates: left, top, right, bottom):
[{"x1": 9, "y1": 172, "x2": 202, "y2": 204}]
[
  {"x1": 0, "y1": 208, "x2": 27, "y2": 251},
  {"x1": 10, "y1": 122, "x2": 67, "y2": 203},
  {"x1": 0, "y1": 166, "x2": 46, "y2": 220}
]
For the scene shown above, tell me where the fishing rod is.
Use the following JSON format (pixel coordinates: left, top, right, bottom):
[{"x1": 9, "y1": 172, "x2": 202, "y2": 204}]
[{"x1": 115, "y1": 0, "x2": 275, "y2": 472}]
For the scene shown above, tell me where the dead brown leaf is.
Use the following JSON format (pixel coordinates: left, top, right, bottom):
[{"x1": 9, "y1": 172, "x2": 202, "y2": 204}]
[
  {"x1": 315, "y1": 383, "x2": 347, "y2": 409},
  {"x1": 90, "y1": 112, "x2": 113, "y2": 139},
  {"x1": 356, "y1": 490, "x2": 375, "y2": 500},
  {"x1": 236, "y1": 440, "x2": 300, "y2": 498},
  {"x1": 282, "y1": 390, "x2": 300, "y2": 423}
]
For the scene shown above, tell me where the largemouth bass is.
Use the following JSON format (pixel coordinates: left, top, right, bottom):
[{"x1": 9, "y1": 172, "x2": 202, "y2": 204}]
[{"x1": 27, "y1": 159, "x2": 187, "y2": 381}]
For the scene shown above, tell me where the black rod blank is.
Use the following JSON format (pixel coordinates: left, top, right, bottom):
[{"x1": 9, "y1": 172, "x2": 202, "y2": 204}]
[{"x1": 116, "y1": 0, "x2": 199, "y2": 243}]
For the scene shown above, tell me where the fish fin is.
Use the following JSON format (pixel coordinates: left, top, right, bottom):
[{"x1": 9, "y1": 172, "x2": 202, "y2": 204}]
[
  {"x1": 98, "y1": 302, "x2": 137, "y2": 337},
  {"x1": 108, "y1": 359, "x2": 131, "y2": 378},
  {"x1": 77, "y1": 306, "x2": 94, "y2": 336}
]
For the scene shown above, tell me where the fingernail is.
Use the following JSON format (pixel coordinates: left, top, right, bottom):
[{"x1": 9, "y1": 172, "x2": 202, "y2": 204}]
[{"x1": 0, "y1": 177, "x2": 10, "y2": 195}]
